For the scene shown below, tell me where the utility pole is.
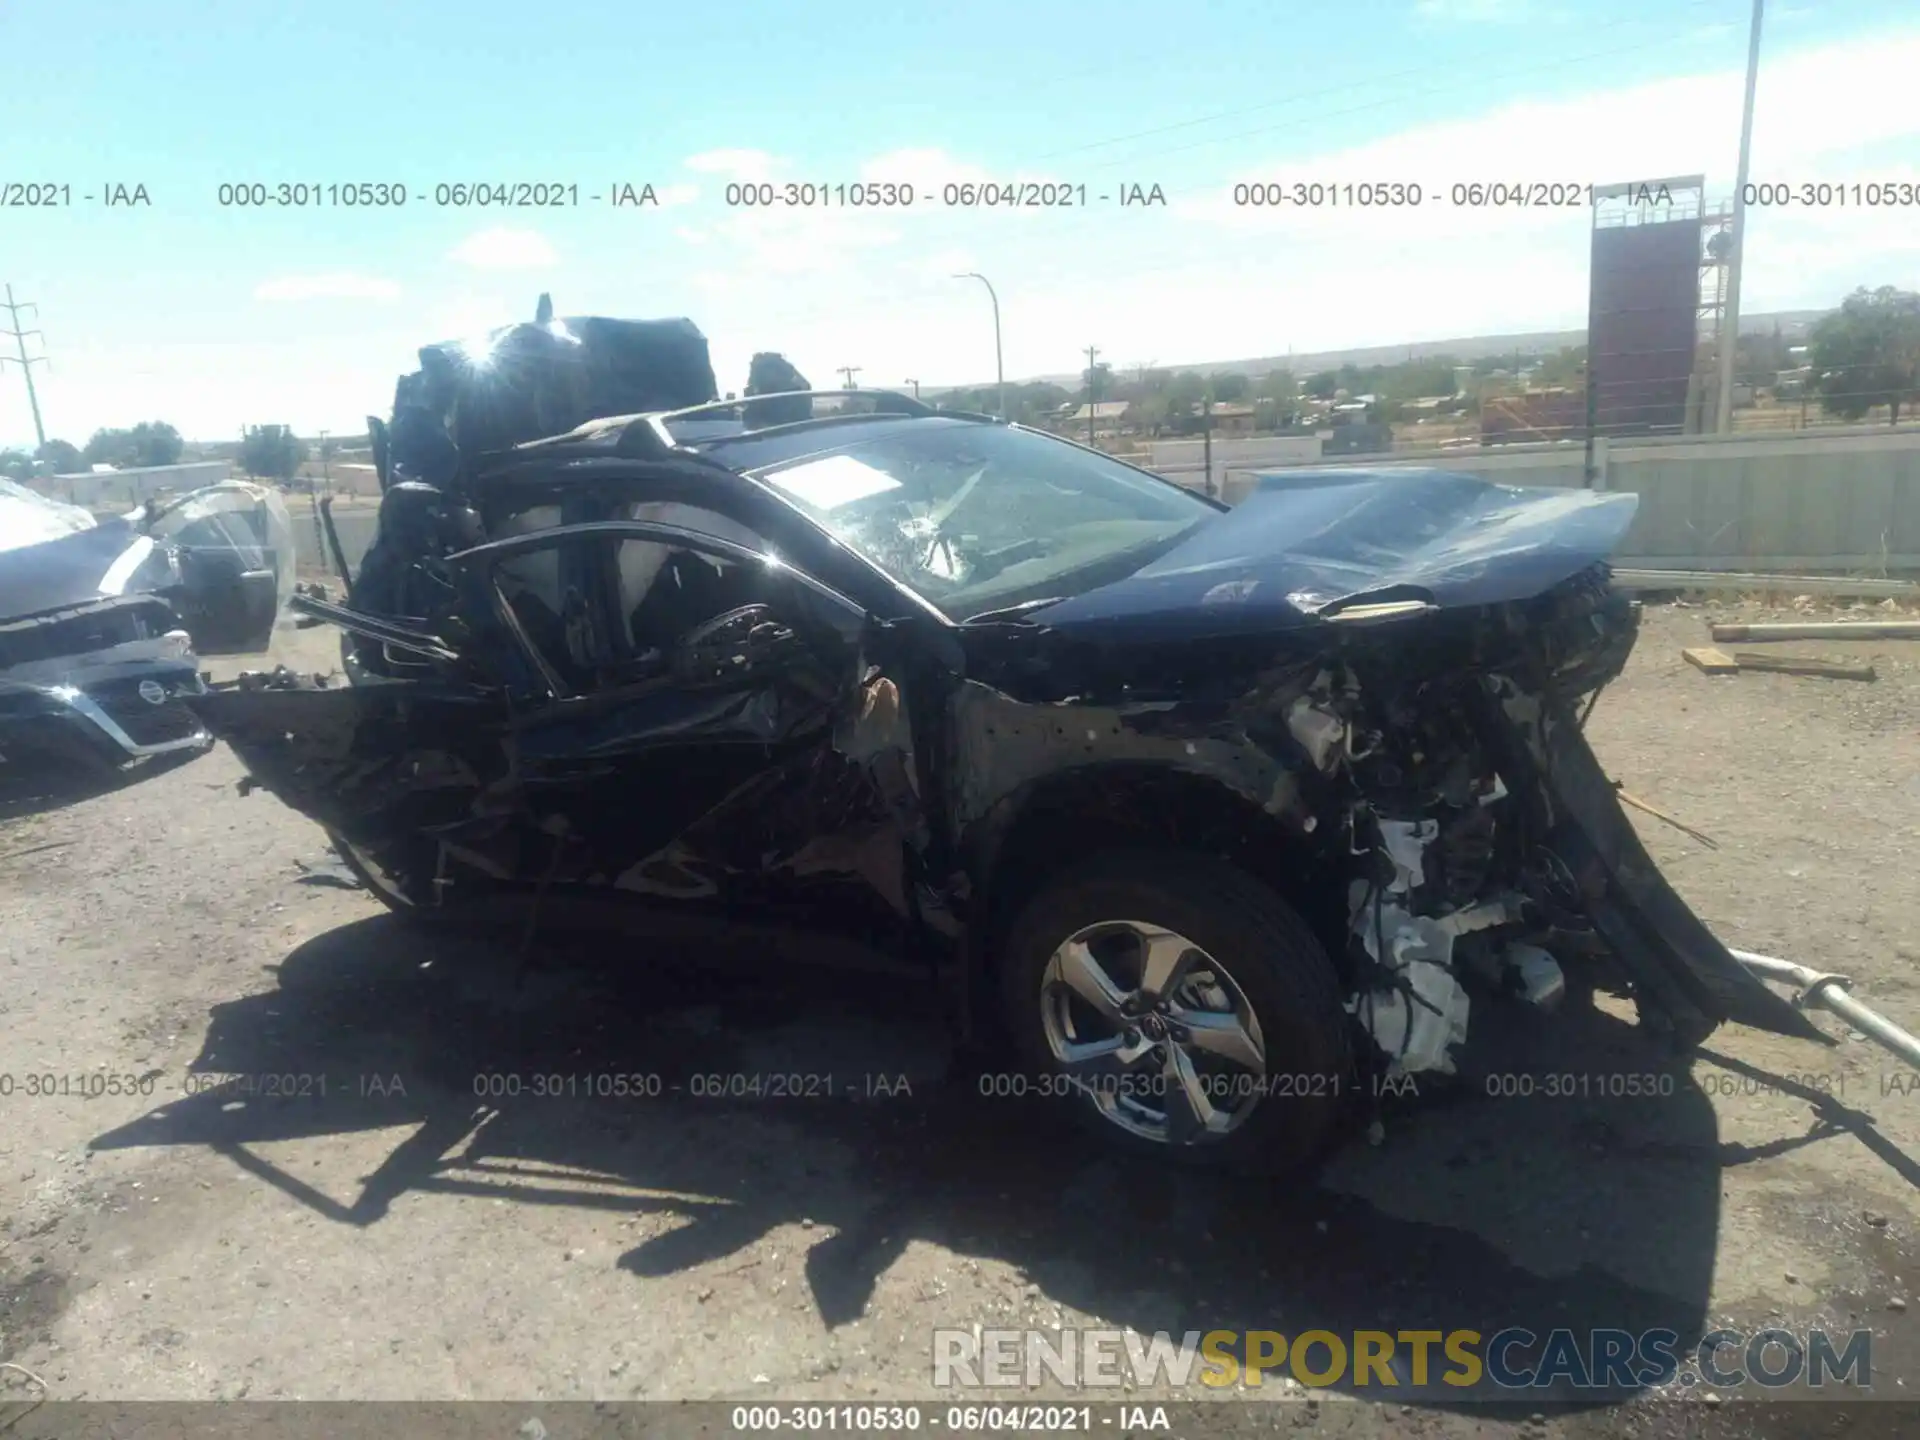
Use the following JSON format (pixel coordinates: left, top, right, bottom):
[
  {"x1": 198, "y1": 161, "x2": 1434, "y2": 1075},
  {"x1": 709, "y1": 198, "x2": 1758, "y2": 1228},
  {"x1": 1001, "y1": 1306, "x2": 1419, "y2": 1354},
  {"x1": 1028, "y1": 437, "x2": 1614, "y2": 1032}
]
[
  {"x1": 1203, "y1": 389, "x2": 1215, "y2": 499},
  {"x1": 310, "y1": 429, "x2": 333, "y2": 574},
  {"x1": 837, "y1": 366, "x2": 862, "y2": 389},
  {"x1": 1716, "y1": 0, "x2": 1766, "y2": 434},
  {"x1": 1084, "y1": 345, "x2": 1101, "y2": 445},
  {"x1": 953, "y1": 273, "x2": 1005, "y2": 419},
  {"x1": 1, "y1": 285, "x2": 50, "y2": 452},
  {"x1": 904, "y1": 378, "x2": 920, "y2": 398}
]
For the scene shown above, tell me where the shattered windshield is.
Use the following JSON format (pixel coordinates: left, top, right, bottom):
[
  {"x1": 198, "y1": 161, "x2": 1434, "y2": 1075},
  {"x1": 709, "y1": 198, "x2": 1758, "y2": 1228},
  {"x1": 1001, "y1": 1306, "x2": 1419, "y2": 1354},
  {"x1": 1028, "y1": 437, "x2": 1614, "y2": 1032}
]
[{"x1": 749, "y1": 424, "x2": 1217, "y2": 619}]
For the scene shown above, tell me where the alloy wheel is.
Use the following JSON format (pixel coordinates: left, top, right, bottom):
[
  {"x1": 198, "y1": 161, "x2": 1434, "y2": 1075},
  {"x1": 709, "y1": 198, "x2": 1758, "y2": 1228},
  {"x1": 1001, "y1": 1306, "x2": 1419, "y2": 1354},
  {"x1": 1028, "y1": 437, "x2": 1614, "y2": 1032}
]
[{"x1": 1038, "y1": 919, "x2": 1268, "y2": 1145}]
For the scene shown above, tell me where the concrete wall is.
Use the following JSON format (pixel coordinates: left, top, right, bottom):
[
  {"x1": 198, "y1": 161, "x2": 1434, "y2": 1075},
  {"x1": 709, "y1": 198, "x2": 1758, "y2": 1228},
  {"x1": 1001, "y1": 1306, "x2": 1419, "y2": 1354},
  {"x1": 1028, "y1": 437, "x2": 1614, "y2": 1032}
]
[
  {"x1": 293, "y1": 499, "x2": 379, "y2": 575},
  {"x1": 37, "y1": 462, "x2": 232, "y2": 511},
  {"x1": 1146, "y1": 435, "x2": 1325, "y2": 498},
  {"x1": 1225, "y1": 425, "x2": 1920, "y2": 572}
]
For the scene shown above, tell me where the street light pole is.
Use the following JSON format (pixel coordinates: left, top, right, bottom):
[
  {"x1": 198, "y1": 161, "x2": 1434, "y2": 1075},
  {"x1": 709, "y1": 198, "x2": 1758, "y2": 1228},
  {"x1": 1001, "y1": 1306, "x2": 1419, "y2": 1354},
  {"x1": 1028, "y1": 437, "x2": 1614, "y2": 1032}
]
[
  {"x1": 954, "y1": 272, "x2": 1004, "y2": 419},
  {"x1": 1715, "y1": 0, "x2": 1766, "y2": 435}
]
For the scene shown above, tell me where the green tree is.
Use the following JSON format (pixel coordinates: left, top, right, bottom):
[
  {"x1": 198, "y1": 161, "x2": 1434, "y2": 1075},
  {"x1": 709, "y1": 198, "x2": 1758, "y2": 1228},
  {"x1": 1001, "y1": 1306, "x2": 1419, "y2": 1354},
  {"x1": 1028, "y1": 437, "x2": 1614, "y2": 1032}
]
[
  {"x1": 36, "y1": 438, "x2": 83, "y2": 474},
  {"x1": 0, "y1": 448, "x2": 33, "y2": 481},
  {"x1": 239, "y1": 424, "x2": 304, "y2": 481},
  {"x1": 1809, "y1": 286, "x2": 1920, "y2": 424},
  {"x1": 1016, "y1": 381, "x2": 1072, "y2": 418},
  {"x1": 1166, "y1": 370, "x2": 1208, "y2": 413},
  {"x1": 1257, "y1": 369, "x2": 1298, "y2": 401},
  {"x1": 1737, "y1": 324, "x2": 1793, "y2": 387},
  {"x1": 1303, "y1": 370, "x2": 1339, "y2": 400},
  {"x1": 1128, "y1": 393, "x2": 1173, "y2": 433},
  {"x1": 81, "y1": 421, "x2": 184, "y2": 468},
  {"x1": 1208, "y1": 373, "x2": 1250, "y2": 403}
]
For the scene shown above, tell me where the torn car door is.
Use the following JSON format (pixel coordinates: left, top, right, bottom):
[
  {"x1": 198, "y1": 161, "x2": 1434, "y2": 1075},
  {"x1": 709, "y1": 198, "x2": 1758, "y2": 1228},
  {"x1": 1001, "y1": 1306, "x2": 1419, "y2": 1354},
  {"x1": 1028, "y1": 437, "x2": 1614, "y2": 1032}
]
[
  {"x1": 448, "y1": 520, "x2": 932, "y2": 941},
  {"x1": 190, "y1": 676, "x2": 513, "y2": 848}
]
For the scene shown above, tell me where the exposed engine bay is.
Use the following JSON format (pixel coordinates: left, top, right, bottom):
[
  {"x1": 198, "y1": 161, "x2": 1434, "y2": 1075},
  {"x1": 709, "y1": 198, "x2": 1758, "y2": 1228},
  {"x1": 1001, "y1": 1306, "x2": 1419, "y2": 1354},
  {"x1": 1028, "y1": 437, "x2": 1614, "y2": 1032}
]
[{"x1": 1254, "y1": 563, "x2": 1809, "y2": 1078}]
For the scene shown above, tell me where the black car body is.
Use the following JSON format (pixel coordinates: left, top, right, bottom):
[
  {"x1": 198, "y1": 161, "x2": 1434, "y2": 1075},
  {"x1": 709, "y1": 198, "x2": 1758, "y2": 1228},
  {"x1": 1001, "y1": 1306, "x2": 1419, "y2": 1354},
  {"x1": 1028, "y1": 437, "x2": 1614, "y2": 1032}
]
[
  {"x1": 182, "y1": 315, "x2": 1820, "y2": 1172},
  {"x1": 0, "y1": 478, "x2": 295, "y2": 776}
]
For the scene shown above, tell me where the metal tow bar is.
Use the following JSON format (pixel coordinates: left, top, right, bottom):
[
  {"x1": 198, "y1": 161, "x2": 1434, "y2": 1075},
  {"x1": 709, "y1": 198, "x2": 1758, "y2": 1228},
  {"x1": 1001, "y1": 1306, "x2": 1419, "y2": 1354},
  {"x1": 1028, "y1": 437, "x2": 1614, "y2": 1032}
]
[{"x1": 1732, "y1": 949, "x2": 1920, "y2": 1068}]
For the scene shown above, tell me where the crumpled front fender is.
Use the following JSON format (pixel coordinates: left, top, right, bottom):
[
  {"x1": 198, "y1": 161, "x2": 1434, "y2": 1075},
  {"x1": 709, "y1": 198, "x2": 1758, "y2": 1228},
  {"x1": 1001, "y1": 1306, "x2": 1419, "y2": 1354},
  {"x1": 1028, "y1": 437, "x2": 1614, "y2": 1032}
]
[{"x1": 1480, "y1": 676, "x2": 1826, "y2": 1046}]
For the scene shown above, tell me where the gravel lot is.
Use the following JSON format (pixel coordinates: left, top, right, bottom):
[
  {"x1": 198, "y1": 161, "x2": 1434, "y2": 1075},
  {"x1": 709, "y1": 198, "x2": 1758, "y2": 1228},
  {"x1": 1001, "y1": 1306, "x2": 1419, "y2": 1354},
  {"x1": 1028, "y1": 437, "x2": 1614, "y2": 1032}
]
[{"x1": 2, "y1": 596, "x2": 1918, "y2": 1438}]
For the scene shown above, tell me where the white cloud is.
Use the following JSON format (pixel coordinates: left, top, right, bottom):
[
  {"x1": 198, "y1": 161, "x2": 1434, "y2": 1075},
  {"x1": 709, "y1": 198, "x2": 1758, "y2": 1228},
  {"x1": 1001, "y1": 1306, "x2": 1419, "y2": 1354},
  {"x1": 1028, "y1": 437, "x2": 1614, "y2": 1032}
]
[
  {"x1": 448, "y1": 227, "x2": 559, "y2": 270},
  {"x1": 715, "y1": 206, "x2": 904, "y2": 276},
  {"x1": 860, "y1": 147, "x2": 993, "y2": 188},
  {"x1": 253, "y1": 272, "x2": 400, "y2": 302},
  {"x1": 424, "y1": 297, "x2": 524, "y2": 341},
  {"x1": 683, "y1": 149, "x2": 781, "y2": 181},
  {"x1": 1176, "y1": 28, "x2": 1920, "y2": 250},
  {"x1": 655, "y1": 182, "x2": 699, "y2": 208}
]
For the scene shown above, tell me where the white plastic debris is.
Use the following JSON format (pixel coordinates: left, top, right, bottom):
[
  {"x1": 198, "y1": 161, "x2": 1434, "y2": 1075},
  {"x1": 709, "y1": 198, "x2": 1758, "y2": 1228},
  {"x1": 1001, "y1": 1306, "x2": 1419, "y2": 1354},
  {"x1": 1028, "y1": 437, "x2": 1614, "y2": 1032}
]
[
  {"x1": 1502, "y1": 942, "x2": 1566, "y2": 1011},
  {"x1": 1348, "y1": 901, "x2": 1471, "y2": 1077}
]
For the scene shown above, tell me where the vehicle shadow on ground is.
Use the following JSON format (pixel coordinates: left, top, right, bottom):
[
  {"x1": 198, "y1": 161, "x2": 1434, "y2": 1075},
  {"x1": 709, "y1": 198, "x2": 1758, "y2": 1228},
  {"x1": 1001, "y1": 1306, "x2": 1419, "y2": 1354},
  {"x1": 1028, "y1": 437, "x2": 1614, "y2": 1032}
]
[
  {"x1": 0, "y1": 746, "x2": 208, "y2": 820},
  {"x1": 86, "y1": 912, "x2": 1869, "y2": 1410}
]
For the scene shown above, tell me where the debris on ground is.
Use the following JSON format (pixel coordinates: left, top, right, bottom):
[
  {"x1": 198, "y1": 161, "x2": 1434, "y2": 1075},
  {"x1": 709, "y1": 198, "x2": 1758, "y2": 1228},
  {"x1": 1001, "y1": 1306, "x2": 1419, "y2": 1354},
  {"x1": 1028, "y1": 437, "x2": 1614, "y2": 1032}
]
[
  {"x1": 292, "y1": 853, "x2": 363, "y2": 890},
  {"x1": 1733, "y1": 651, "x2": 1876, "y2": 681},
  {"x1": 1614, "y1": 784, "x2": 1719, "y2": 849},
  {"x1": 1682, "y1": 646, "x2": 1741, "y2": 675},
  {"x1": 1710, "y1": 620, "x2": 1920, "y2": 642},
  {"x1": 1682, "y1": 646, "x2": 1877, "y2": 681},
  {"x1": 231, "y1": 665, "x2": 336, "y2": 691}
]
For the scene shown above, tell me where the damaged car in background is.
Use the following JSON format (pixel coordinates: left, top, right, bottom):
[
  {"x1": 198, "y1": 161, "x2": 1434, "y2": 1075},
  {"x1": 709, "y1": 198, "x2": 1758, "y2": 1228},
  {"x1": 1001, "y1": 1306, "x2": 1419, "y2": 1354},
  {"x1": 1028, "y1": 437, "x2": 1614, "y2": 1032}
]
[
  {"x1": 183, "y1": 303, "x2": 1827, "y2": 1174},
  {"x1": 0, "y1": 476, "x2": 295, "y2": 780}
]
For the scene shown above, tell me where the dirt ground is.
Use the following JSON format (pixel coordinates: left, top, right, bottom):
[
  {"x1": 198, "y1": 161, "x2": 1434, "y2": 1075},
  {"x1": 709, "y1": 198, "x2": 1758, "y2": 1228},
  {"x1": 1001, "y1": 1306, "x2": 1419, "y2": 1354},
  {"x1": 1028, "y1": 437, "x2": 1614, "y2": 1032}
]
[{"x1": 3, "y1": 595, "x2": 1919, "y2": 1437}]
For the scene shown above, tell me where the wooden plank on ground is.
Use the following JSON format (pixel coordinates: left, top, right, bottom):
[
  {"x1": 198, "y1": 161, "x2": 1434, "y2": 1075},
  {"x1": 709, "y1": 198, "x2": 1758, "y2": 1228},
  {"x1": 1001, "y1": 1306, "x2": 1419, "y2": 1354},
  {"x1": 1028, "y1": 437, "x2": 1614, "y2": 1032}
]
[
  {"x1": 1710, "y1": 621, "x2": 1920, "y2": 642},
  {"x1": 1682, "y1": 646, "x2": 1741, "y2": 674},
  {"x1": 1730, "y1": 651, "x2": 1877, "y2": 681}
]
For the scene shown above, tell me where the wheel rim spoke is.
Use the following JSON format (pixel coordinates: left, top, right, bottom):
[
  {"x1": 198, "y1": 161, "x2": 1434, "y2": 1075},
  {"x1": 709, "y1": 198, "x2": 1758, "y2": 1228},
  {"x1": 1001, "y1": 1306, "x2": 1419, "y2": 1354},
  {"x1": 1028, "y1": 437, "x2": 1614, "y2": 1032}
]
[
  {"x1": 1161, "y1": 1042, "x2": 1219, "y2": 1143},
  {"x1": 1058, "y1": 1032, "x2": 1157, "y2": 1093},
  {"x1": 1172, "y1": 1004, "x2": 1264, "y2": 1073},
  {"x1": 1136, "y1": 925, "x2": 1197, "y2": 1001},
  {"x1": 1049, "y1": 939, "x2": 1132, "y2": 1022}
]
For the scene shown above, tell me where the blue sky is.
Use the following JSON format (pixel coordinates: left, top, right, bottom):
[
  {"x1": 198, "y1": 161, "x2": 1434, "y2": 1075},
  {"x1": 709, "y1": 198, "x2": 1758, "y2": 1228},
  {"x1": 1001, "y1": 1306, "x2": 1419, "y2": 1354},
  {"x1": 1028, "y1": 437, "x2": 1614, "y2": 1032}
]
[{"x1": 1, "y1": 0, "x2": 1916, "y2": 445}]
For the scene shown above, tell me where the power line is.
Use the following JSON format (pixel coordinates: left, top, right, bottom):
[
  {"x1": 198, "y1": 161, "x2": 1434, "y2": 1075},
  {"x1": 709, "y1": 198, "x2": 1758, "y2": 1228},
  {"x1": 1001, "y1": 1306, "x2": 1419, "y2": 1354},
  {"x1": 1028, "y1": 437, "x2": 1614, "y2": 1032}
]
[
  {"x1": 837, "y1": 365, "x2": 862, "y2": 388},
  {"x1": 0, "y1": 284, "x2": 50, "y2": 451}
]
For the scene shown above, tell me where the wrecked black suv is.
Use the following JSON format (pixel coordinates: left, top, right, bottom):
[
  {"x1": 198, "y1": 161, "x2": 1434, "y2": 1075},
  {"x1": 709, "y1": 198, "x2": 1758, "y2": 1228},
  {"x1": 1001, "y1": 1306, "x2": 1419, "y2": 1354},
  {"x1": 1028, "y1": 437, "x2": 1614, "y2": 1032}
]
[{"x1": 184, "y1": 322, "x2": 1819, "y2": 1174}]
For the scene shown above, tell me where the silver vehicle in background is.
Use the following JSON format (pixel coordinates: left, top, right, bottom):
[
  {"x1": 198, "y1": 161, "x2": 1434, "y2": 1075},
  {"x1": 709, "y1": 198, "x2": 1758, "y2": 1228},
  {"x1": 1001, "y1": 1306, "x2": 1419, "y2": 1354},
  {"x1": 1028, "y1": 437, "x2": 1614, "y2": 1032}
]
[{"x1": 0, "y1": 477, "x2": 295, "y2": 780}]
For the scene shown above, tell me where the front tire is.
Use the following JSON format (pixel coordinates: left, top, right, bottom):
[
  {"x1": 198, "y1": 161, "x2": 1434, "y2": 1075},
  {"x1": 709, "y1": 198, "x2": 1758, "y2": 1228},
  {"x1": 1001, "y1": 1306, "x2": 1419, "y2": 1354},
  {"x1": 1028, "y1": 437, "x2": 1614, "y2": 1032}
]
[{"x1": 999, "y1": 849, "x2": 1354, "y2": 1175}]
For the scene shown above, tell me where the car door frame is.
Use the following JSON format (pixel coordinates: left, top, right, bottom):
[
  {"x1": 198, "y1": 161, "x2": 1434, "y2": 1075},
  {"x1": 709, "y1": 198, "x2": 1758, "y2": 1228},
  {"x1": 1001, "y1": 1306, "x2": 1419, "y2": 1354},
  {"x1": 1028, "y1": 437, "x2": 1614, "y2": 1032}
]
[
  {"x1": 443, "y1": 518, "x2": 875, "y2": 703},
  {"x1": 435, "y1": 518, "x2": 950, "y2": 944},
  {"x1": 467, "y1": 456, "x2": 974, "y2": 914}
]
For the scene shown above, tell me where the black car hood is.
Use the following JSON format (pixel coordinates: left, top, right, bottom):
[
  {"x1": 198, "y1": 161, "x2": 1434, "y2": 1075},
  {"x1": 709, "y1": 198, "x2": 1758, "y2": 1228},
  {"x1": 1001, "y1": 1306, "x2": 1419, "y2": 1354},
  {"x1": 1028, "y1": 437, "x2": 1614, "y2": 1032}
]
[
  {"x1": 1031, "y1": 468, "x2": 1640, "y2": 639},
  {"x1": 0, "y1": 515, "x2": 166, "y2": 619}
]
